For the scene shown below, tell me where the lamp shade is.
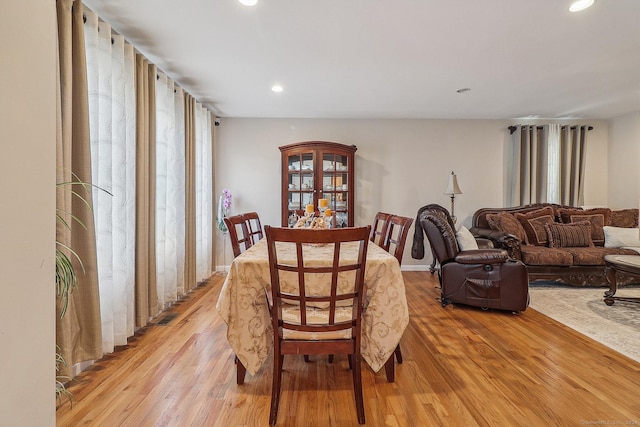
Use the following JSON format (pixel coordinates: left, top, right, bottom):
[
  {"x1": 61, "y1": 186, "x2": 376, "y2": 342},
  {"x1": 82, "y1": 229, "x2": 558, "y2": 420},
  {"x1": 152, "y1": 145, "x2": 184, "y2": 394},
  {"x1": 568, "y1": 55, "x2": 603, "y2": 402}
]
[{"x1": 444, "y1": 171, "x2": 462, "y2": 195}]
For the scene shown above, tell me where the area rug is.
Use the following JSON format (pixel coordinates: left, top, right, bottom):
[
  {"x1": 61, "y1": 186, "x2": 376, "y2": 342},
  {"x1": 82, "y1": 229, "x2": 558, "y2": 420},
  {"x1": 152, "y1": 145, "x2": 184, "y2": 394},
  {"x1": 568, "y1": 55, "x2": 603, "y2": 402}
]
[{"x1": 528, "y1": 283, "x2": 640, "y2": 363}]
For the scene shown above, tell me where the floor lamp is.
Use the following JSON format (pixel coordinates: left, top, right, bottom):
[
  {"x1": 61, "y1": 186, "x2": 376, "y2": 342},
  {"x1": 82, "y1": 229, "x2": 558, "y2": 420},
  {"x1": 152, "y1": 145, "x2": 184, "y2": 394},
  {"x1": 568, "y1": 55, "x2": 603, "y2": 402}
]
[{"x1": 444, "y1": 171, "x2": 463, "y2": 224}]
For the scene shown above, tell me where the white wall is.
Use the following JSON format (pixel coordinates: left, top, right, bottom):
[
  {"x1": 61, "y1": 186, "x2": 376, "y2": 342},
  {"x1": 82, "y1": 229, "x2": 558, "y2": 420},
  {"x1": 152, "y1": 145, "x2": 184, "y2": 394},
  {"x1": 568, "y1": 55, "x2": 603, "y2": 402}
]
[
  {"x1": 215, "y1": 118, "x2": 610, "y2": 269},
  {"x1": 0, "y1": 1, "x2": 56, "y2": 426},
  {"x1": 608, "y1": 112, "x2": 640, "y2": 209}
]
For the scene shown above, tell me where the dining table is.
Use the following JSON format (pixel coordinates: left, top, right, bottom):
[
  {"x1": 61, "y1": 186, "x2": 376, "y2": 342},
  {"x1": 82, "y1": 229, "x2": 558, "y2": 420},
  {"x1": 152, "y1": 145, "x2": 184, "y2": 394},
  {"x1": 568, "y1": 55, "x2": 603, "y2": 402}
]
[{"x1": 215, "y1": 236, "x2": 409, "y2": 377}]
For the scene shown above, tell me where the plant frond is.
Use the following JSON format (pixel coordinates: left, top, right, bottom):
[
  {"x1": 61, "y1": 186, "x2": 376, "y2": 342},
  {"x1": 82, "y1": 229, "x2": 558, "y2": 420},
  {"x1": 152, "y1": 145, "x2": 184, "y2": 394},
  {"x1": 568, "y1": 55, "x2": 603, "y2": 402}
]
[{"x1": 56, "y1": 249, "x2": 77, "y2": 318}]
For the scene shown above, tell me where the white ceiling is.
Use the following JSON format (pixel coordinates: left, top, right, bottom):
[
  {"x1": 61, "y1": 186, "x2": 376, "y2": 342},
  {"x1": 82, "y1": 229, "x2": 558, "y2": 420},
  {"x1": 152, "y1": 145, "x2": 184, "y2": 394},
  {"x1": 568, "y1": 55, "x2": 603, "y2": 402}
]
[{"x1": 83, "y1": 0, "x2": 640, "y2": 120}]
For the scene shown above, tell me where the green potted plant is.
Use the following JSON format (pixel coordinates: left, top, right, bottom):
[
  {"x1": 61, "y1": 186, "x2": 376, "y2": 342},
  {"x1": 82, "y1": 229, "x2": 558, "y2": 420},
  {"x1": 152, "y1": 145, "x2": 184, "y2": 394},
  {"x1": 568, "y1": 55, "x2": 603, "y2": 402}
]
[{"x1": 55, "y1": 178, "x2": 109, "y2": 406}]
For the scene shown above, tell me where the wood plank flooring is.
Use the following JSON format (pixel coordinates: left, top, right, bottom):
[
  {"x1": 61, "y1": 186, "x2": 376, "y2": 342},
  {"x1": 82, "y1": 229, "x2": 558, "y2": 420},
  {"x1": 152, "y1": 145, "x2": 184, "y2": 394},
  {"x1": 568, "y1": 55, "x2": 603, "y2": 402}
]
[{"x1": 56, "y1": 271, "x2": 640, "y2": 426}]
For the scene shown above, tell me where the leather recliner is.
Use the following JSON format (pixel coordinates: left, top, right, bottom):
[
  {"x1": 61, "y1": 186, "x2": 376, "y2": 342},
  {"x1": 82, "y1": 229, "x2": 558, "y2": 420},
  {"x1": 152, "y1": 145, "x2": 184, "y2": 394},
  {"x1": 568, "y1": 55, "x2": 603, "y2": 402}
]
[{"x1": 419, "y1": 205, "x2": 529, "y2": 312}]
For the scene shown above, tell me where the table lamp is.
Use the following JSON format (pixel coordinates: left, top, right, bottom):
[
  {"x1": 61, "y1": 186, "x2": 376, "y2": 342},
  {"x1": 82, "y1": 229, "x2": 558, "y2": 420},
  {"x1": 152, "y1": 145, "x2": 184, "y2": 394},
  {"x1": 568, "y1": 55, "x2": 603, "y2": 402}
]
[{"x1": 444, "y1": 171, "x2": 462, "y2": 223}]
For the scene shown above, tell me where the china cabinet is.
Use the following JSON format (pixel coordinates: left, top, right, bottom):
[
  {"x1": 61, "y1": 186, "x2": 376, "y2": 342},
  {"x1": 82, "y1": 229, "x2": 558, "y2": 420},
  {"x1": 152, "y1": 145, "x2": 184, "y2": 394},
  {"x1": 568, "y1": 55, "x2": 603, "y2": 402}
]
[{"x1": 280, "y1": 141, "x2": 357, "y2": 228}]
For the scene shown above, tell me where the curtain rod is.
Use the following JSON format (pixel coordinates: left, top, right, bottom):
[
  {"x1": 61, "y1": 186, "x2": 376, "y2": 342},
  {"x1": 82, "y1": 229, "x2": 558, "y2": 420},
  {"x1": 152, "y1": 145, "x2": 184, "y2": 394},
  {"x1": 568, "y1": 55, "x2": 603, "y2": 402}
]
[{"x1": 508, "y1": 125, "x2": 594, "y2": 135}]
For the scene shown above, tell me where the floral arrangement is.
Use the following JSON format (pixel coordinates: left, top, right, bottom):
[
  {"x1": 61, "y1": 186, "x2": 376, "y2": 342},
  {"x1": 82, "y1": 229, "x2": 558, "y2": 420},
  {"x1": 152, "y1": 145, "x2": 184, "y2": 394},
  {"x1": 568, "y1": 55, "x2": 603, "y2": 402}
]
[{"x1": 217, "y1": 188, "x2": 232, "y2": 232}]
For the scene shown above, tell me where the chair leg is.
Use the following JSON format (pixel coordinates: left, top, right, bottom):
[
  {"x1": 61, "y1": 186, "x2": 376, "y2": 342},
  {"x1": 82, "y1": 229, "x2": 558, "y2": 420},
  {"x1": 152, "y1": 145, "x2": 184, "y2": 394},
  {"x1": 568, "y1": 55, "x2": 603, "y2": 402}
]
[
  {"x1": 351, "y1": 354, "x2": 365, "y2": 424},
  {"x1": 394, "y1": 343, "x2": 403, "y2": 364},
  {"x1": 269, "y1": 354, "x2": 284, "y2": 426},
  {"x1": 235, "y1": 356, "x2": 246, "y2": 385},
  {"x1": 384, "y1": 354, "x2": 395, "y2": 383}
]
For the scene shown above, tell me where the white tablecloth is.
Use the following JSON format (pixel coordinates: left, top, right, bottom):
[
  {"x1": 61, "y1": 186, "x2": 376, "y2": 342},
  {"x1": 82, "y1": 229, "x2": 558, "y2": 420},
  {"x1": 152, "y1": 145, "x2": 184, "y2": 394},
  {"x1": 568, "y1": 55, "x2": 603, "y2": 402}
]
[{"x1": 216, "y1": 238, "x2": 409, "y2": 375}]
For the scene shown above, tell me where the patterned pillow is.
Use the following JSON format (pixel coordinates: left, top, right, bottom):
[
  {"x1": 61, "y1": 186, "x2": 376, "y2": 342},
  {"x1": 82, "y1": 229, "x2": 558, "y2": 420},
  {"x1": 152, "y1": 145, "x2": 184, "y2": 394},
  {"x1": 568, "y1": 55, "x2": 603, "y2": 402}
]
[
  {"x1": 514, "y1": 207, "x2": 556, "y2": 246},
  {"x1": 557, "y1": 208, "x2": 611, "y2": 246},
  {"x1": 545, "y1": 221, "x2": 594, "y2": 248},
  {"x1": 610, "y1": 209, "x2": 639, "y2": 228},
  {"x1": 486, "y1": 211, "x2": 528, "y2": 243}
]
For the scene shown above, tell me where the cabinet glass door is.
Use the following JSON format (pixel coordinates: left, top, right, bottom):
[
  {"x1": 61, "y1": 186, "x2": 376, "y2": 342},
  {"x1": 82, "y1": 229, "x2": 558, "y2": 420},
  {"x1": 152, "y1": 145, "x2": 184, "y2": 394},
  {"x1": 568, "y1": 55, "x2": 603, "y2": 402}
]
[
  {"x1": 286, "y1": 152, "x2": 315, "y2": 227},
  {"x1": 321, "y1": 152, "x2": 349, "y2": 227}
]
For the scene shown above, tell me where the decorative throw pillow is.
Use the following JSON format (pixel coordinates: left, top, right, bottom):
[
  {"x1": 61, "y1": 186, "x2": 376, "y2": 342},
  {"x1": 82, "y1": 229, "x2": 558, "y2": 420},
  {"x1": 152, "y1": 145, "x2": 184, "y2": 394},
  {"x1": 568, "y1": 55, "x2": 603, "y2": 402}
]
[
  {"x1": 545, "y1": 221, "x2": 594, "y2": 248},
  {"x1": 486, "y1": 211, "x2": 528, "y2": 243},
  {"x1": 557, "y1": 208, "x2": 611, "y2": 246},
  {"x1": 515, "y1": 207, "x2": 556, "y2": 246},
  {"x1": 610, "y1": 209, "x2": 639, "y2": 228},
  {"x1": 603, "y1": 226, "x2": 640, "y2": 248},
  {"x1": 456, "y1": 226, "x2": 479, "y2": 251}
]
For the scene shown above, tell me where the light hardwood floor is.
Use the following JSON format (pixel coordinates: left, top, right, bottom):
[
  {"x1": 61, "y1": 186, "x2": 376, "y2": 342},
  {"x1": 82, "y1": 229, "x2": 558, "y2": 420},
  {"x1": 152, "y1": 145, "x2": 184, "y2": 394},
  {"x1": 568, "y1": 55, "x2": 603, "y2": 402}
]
[{"x1": 56, "y1": 271, "x2": 640, "y2": 426}]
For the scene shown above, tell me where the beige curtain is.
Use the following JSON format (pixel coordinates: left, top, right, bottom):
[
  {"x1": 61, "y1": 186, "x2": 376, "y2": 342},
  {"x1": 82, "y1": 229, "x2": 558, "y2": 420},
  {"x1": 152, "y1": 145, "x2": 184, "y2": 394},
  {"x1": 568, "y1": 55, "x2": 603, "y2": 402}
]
[
  {"x1": 509, "y1": 125, "x2": 549, "y2": 205},
  {"x1": 56, "y1": 0, "x2": 102, "y2": 376},
  {"x1": 559, "y1": 125, "x2": 588, "y2": 206},
  {"x1": 210, "y1": 115, "x2": 217, "y2": 272},
  {"x1": 134, "y1": 55, "x2": 158, "y2": 326},
  {"x1": 184, "y1": 94, "x2": 197, "y2": 292}
]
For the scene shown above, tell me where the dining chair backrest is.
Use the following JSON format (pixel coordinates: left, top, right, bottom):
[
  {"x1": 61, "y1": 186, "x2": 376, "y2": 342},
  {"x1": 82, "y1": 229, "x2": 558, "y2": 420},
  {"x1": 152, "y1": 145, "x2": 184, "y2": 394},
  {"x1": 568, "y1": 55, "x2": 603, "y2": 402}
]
[
  {"x1": 378, "y1": 214, "x2": 413, "y2": 369},
  {"x1": 264, "y1": 225, "x2": 371, "y2": 425},
  {"x1": 381, "y1": 215, "x2": 414, "y2": 264},
  {"x1": 224, "y1": 214, "x2": 252, "y2": 258},
  {"x1": 370, "y1": 212, "x2": 393, "y2": 246},
  {"x1": 243, "y1": 211, "x2": 264, "y2": 245}
]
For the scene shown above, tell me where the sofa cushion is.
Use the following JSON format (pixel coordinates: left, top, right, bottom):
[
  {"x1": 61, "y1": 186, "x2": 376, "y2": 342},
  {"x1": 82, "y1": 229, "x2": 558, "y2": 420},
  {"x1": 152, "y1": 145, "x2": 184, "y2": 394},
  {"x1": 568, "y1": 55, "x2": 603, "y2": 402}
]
[
  {"x1": 545, "y1": 221, "x2": 594, "y2": 248},
  {"x1": 610, "y1": 209, "x2": 639, "y2": 228},
  {"x1": 515, "y1": 207, "x2": 556, "y2": 246},
  {"x1": 557, "y1": 208, "x2": 611, "y2": 247},
  {"x1": 486, "y1": 211, "x2": 528, "y2": 243},
  {"x1": 520, "y1": 245, "x2": 573, "y2": 266},
  {"x1": 456, "y1": 226, "x2": 479, "y2": 251},
  {"x1": 603, "y1": 226, "x2": 640, "y2": 248},
  {"x1": 562, "y1": 247, "x2": 639, "y2": 266}
]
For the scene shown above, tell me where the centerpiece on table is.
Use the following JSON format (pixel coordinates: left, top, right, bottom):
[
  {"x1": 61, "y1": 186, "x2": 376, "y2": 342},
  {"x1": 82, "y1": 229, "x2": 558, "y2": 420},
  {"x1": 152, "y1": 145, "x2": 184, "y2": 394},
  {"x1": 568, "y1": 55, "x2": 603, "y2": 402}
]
[{"x1": 293, "y1": 200, "x2": 332, "y2": 229}]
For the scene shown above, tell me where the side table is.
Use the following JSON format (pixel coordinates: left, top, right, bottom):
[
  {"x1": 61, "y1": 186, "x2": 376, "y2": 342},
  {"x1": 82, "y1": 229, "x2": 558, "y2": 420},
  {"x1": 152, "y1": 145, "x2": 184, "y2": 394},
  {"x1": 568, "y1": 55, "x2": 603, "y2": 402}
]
[{"x1": 603, "y1": 254, "x2": 640, "y2": 306}]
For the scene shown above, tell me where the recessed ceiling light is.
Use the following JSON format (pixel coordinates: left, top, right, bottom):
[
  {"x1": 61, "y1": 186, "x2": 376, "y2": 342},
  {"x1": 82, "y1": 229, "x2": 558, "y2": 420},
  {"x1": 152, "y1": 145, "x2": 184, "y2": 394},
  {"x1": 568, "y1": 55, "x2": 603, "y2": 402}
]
[
  {"x1": 456, "y1": 88, "x2": 471, "y2": 94},
  {"x1": 569, "y1": 0, "x2": 594, "y2": 12},
  {"x1": 272, "y1": 84, "x2": 284, "y2": 93},
  {"x1": 239, "y1": 0, "x2": 257, "y2": 6}
]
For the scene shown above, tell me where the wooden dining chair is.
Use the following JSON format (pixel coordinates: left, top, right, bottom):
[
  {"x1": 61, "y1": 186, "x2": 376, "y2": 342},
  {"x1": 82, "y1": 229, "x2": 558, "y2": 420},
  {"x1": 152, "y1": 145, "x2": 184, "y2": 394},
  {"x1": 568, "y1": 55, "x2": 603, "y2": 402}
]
[
  {"x1": 243, "y1": 211, "x2": 264, "y2": 245},
  {"x1": 382, "y1": 215, "x2": 414, "y2": 265},
  {"x1": 223, "y1": 213, "x2": 254, "y2": 384},
  {"x1": 380, "y1": 214, "x2": 413, "y2": 377},
  {"x1": 370, "y1": 212, "x2": 393, "y2": 246},
  {"x1": 264, "y1": 225, "x2": 371, "y2": 426},
  {"x1": 224, "y1": 214, "x2": 252, "y2": 258}
]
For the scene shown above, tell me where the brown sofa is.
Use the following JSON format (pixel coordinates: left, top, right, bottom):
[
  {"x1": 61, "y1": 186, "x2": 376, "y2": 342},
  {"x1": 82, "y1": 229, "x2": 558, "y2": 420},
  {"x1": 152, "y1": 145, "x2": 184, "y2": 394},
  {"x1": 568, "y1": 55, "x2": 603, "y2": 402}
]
[{"x1": 470, "y1": 204, "x2": 640, "y2": 286}]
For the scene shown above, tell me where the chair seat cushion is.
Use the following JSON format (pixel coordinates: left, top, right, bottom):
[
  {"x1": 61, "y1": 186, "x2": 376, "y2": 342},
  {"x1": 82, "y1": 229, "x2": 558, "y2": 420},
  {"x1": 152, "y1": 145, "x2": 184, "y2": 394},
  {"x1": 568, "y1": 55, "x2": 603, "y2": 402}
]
[{"x1": 281, "y1": 304, "x2": 354, "y2": 340}]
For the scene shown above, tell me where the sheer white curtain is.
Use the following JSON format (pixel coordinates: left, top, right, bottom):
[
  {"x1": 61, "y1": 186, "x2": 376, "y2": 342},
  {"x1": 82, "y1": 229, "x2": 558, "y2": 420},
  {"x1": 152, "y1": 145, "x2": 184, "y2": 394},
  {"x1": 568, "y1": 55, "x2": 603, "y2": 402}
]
[
  {"x1": 546, "y1": 124, "x2": 561, "y2": 203},
  {"x1": 195, "y1": 103, "x2": 213, "y2": 281},
  {"x1": 84, "y1": 10, "x2": 136, "y2": 353},
  {"x1": 155, "y1": 73, "x2": 186, "y2": 309}
]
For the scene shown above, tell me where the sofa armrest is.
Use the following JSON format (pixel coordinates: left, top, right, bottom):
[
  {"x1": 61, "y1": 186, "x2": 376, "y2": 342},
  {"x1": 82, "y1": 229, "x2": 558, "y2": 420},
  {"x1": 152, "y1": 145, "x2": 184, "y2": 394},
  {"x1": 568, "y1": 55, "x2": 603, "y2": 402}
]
[
  {"x1": 475, "y1": 238, "x2": 494, "y2": 249},
  {"x1": 470, "y1": 227, "x2": 522, "y2": 260},
  {"x1": 455, "y1": 249, "x2": 509, "y2": 265}
]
